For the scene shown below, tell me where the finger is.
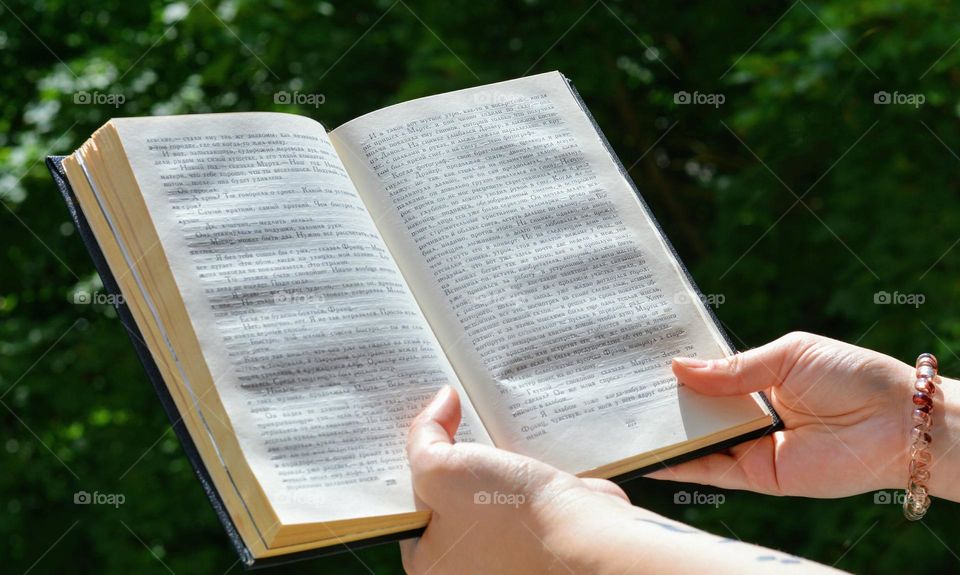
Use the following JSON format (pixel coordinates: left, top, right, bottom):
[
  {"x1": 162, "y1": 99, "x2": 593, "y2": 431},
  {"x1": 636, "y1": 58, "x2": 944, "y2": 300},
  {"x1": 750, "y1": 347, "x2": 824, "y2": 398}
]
[
  {"x1": 645, "y1": 435, "x2": 780, "y2": 494},
  {"x1": 581, "y1": 477, "x2": 630, "y2": 502},
  {"x1": 399, "y1": 536, "x2": 419, "y2": 573},
  {"x1": 423, "y1": 385, "x2": 461, "y2": 440},
  {"x1": 407, "y1": 386, "x2": 465, "y2": 501},
  {"x1": 646, "y1": 453, "x2": 739, "y2": 484},
  {"x1": 407, "y1": 386, "x2": 461, "y2": 458},
  {"x1": 672, "y1": 332, "x2": 813, "y2": 396}
]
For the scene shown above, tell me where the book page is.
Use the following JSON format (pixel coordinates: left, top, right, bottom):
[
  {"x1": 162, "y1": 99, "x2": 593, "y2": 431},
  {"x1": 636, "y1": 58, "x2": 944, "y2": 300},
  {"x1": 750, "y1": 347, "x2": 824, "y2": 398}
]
[
  {"x1": 111, "y1": 113, "x2": 490, "y2": 525},
  {"x1": 332, "y1": 73, "x2": 768, "y2": 474}
]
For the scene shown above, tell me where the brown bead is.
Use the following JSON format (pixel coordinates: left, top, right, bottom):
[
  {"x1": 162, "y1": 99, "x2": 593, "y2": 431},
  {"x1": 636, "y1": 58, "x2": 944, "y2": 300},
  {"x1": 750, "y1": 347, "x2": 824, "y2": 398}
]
[
  {"x1": 912, "y1": 427, "x2": 933, "y2": 444},
  {"x1": 917, "y1": 353, "x2": 938, "y2": 370},
  {"x1": 918, "y1": 365, "x2": 936, "y2": 379},
  {"x1": 912, "y1": 448, "x2": 933, "y2": 464},
  {"x1": 909, "y1": 459, "x2": 928, "y2": 475},
  {"x1": 915, "y1": 378, "x2": 936, "y2": 395},
  {"x1": 913, "y1": 392, "x2": 933, "y2": 409}
]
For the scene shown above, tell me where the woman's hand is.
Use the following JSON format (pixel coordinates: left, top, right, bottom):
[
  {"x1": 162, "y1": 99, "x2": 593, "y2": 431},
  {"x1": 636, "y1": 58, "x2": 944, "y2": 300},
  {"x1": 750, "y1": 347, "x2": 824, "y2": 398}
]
[
  {"x1": 650, "y1": 331, "x2": 960, "y2": 501},
  {"x1": 402, "y1": 385, "x2": 843, "y2": 574},
  {"x1": 400, "y1": 386, "x2": 632, "y2": 574}
]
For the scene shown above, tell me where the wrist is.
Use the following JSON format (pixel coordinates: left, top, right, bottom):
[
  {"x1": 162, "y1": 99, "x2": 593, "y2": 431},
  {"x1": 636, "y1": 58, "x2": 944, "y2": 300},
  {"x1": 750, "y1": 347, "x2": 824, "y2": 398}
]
[
  {"x1": 529, "y1": 484, "x2": 641, "y2": 574},
  {"x1": 922, "y1": 375, "x2": 960, "y2": 502},
  {"x1": 893, "y1": 362, "x2": 960, "y2": 502}
]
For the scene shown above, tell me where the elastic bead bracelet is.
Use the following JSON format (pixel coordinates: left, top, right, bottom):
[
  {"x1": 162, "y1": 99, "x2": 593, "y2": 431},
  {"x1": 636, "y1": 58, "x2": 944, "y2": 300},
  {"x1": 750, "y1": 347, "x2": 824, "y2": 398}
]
[{"x1": 904, "y1": 353, "x2": 938, "y2": 521}]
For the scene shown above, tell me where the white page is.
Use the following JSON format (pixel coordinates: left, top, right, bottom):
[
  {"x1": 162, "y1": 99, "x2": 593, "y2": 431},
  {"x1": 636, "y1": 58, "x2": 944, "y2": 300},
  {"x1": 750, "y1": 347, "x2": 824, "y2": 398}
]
[
  {"x1": 113, "y1": 112, "x2": 490, "y2": 525},
  {"x1": 332, "y1": 73, "x2": 766, "y2": 474}
]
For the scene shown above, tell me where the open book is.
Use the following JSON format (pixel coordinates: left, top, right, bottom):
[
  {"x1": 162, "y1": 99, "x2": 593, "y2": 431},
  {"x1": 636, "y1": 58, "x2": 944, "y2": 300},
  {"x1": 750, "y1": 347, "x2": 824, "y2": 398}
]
[{"x1": 53, "y1": 71, "x2": 777, "y2": 566}]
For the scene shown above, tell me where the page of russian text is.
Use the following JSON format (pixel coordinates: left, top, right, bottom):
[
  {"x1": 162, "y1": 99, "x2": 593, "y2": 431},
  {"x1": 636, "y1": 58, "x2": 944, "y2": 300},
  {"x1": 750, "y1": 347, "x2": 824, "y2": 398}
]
[
  {"x1": 332, "y1": 73, "x2": 766, "y2": 474},
  {"x1": 114, "y1": 113, "x2": 490, "y2": 525}
]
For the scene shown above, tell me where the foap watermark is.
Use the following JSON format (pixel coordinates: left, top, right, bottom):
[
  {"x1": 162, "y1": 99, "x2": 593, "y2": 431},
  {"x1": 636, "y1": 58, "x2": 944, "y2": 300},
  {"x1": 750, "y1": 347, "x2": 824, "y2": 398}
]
[
  {"x1": 474, "y1": 490, "x2": 526, "y2": 508},
  {"x1": 74, "y1": 90, "x2": 125, "y2": 108},
  {"x1": 74, "y1": 490, "x2": 125, "y2": 508},
  {"x1": 674, "y1": 292, "x2": 725, "y2": 308},
  {"x1": 874, "y1": 90, "x2": 925, "y2": 108},
  {"x1": 271, "y1": 490, "x2": 326, "y2": 507},
  {"x1": 467, "y1": 91, "x2": 524, "y2": 107},
  {"x1": 274, "y1": 90, "x2": 326, "y2": 108},
  {"x1": 274, "y1": 290, "x2": 325, "y2": 305},
  {"x1": 674, "y1": 90, "x2": 725, "y2": 108},
  {"x1": 674, "y1": 490, "x2": 725, "y2": 508},
  {"x1": 873, "y1": 490, "x2": 906, "y2": 505},
  {"x1": 874, "y1": 290, "x2": 924, "y2": 308},
  {"x1": 72, "y1": 290, "x2": 124, "y2": 306}
]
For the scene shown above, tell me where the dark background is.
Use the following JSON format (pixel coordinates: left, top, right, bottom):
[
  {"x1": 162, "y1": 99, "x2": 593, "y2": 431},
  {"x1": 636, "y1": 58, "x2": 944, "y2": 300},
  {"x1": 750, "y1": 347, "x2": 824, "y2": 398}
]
[{"x1": 3, "y1": 1, "x2": 960, "y2": 572}]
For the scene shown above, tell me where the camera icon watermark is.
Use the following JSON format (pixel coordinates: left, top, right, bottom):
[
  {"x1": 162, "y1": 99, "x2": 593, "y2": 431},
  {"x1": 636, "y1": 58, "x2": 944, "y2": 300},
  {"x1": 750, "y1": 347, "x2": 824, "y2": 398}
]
[
  {"x1": 873, "y1": 290, "x2": 924, "y2": 308},
  {"x1": 674, "y1": 90, "x2": 725, "y2": 108},
  {"x1": 473, "y1": 490, "x2": 526, "y2": 508},
  {"x1": 74, "y1": 490, "x2": 125, "y2": 508},
  {"x1": 73, "y1": 90, "x2": 126, "y2": 108},
  {"x1": 874, "y1": 90, "x2": 925, "y2": 108},
  {"x1": 873, "y1": 490, "x2": 906, "y2": 505},
  {"x1": 673, "y1": 490, "x2": 725, "y2": 508},
  {"x1": 274, "y1": 90, "x2": 326, "y2": 108}
]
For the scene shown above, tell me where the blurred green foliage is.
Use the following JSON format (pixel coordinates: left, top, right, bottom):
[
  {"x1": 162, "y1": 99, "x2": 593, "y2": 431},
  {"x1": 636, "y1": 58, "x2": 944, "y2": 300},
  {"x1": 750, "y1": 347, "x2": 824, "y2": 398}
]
[{"x1": 2, "y1": 0, "x2": 960, "y2": 572}]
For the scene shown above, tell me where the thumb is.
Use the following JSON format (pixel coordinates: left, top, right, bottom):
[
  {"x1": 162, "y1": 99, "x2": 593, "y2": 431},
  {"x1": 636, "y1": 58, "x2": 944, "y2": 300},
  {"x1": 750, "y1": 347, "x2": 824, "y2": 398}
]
[
  {"x1": 672, "y1": 333, "x2": 810, "y2": 396},
  {"x1": 407, "y1": 386, "x2": 461, "y2": 465}
]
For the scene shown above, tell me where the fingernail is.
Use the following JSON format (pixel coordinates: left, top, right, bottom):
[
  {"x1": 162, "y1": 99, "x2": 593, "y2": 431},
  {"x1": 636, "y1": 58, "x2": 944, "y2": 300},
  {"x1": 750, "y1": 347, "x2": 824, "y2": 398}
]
[{"x1": 673, "y1": 357, "x2": 709, "y2": 368}]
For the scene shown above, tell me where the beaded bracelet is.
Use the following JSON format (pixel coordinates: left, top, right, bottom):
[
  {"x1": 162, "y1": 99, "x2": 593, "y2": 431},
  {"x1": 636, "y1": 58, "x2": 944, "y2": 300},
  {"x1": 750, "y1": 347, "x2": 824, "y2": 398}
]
[{"x1": 904, "y1": 353, "x2": 938, "y2": 521}]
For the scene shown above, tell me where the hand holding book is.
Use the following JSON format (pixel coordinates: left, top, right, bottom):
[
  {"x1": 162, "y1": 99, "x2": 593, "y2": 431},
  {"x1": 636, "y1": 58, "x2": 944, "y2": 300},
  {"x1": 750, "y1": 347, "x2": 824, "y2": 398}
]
[
  {"x1": 400, "y1": 385, "x2": 632, "y2": 574},
  {"x1": 651, "y1": 332, "x2": 960, "y2": 503},
  {"x1": 403, "y1": 332, "x2": 960, "y2": 574},
  {"x1": 51, "y1": 70, "x2": 956, "y2": 569},
  {"x1": 401, "y1": 381, "x2": 840, "y2": 575}
]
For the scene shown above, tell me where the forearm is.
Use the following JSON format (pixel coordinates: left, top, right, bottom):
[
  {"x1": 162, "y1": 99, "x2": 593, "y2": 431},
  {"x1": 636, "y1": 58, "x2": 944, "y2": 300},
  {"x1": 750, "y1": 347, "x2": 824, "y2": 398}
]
[{"x1": 539, "y1": 495, "x2": 843, "y2": 575}]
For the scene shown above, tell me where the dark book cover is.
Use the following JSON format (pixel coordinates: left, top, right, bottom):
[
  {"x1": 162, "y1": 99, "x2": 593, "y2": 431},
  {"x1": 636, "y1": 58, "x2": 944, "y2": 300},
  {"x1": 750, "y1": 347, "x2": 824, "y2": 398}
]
[{"x1": 46, "y1": 155, "x2": 425, "y2": 569}]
